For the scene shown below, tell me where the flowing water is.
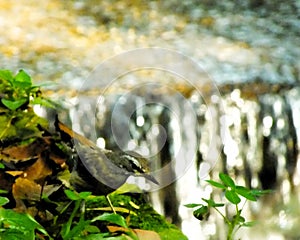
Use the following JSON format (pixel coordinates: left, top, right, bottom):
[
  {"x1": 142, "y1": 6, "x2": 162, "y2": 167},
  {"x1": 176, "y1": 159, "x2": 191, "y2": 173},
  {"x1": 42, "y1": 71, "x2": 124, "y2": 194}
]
[{"x1": 1, "y1": 1, "x2": 300, "y2": 239}]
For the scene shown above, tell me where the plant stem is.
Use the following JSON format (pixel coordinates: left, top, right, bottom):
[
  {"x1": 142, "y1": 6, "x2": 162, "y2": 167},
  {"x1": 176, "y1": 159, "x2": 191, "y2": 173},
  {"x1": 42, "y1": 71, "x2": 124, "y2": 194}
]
[
  {"x1": 227, "y1": 218, "x2": 234, "y2": 240},
  {"x1": 62, "y1": 200, "x2": 81, "y2": 239},
  {"x1": 227, "y1": 204, "x2": 241, "y2": 240}
]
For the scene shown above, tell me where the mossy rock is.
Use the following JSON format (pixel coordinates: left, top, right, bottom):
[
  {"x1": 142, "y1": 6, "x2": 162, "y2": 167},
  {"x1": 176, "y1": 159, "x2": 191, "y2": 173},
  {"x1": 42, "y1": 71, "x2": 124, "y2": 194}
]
[{"x1": 86, "y1": 193, "x2": 188, "y2": 240}]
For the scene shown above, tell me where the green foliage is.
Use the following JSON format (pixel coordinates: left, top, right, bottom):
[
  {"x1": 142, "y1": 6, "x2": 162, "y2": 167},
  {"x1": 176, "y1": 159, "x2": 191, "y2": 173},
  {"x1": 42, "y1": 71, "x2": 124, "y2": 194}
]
[
  {"x1": 0, "y1": 69, "x2": 56, "y2": 111},
  {"x1": 0, "y1": 196, "x2": 9, "y2": 206},
  {"x1": 0, "y1": 69, "x2": 56, "y2": 140},
  {"x1": 0, "y1": 190, "x2": 137, "y2": 240},
  {"x1": 0, "y1": 208, "x2": 50, "y2": 240},
  {"x1": 185, "y1": 173, "x2": 271, "y2": 240},
  {"x1": 87, "y1": 194, "x2": 188, "y2": 240},
  {"x1": 58, "y1": 190, "x2": 133, "y2": 240}
]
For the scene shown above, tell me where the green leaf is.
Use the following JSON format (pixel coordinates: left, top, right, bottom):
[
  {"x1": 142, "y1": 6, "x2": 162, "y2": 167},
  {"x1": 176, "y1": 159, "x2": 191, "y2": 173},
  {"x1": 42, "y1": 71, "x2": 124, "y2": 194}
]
[
  {"x1": 242, "y1": 221, "x2": 257, "y2": 227},
  {"x1": 30, "y1": 97, "x2": 57, "y2": 108},
  {"x1": 0, "y1": 228, "x2": 35, "y2": 240},
  {"x1": 233, "y1": 214, "x2": 245, "y2": 223},
  {"x1": 236, "y1": 186, "x2": 257, "y2": 201},
  {"x1": 202, "y1": 198, "x2": 224, "y2": 208},
  {"x1": 64, "y1": 189, "x2": 80, "y2": 201},
  {"x1": 225, "y1": 190, "x2": 241, "y2": 204},
  {"x1": 184, "y1": 203, "x2": 202, "y2": 208},
  {"x1": 0, "y1": 162, "x2": 5, "y2": 169},
  {"x1": 92, "y1": 213, "x2": 127, "y2": 228},
  {"x1": 76, "y1": 233, "x2": 112, "y2": 240},
  {"x1": 206, "y1": 180, "x2": 226, "y2": 189},
  {"x1": 0, "y1": 189, "x2": 8, "y2": 194},
  {"x1": 0, "y1": 209, "x2": 49, "y2": 236},
  {"x1": 78, "y1": 191, "x2": 92, "y2": 200},
  {"x1": 193, "y1": 206, "x2": 209, "y2": 221},
  {"x1": 14, "y1": 111, "x2": 48, "y2": 138},
  {"x1": 219, "y1": 173, "x2": 236, "y2": 189},
  {"x1": 1, "y1": 98, "x2": 28, "y2": 110},
  {"x1": 63, "y1": 218, "x2": 92, "y2": 239},
  {"x1": 0, "y1": 196, "x2": 9, "y2": 206},
  {"x1": 84, "y1": 225, "x2": 100, "y2": 234},
  {"x1": 14, "y1": 69, "x2": 32, "y2": 88},
  {"x1": 250, "y1": 189, "x2": 273, "y2": 197},
  {"x1": 0, "y1": 69, "x2": 14, "y2": 82}
]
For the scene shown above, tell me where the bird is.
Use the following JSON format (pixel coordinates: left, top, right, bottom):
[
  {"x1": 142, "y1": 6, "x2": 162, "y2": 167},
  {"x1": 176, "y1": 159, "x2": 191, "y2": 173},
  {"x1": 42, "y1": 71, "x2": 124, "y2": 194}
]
[{"x1": 55, "y1": 116, "x2": 158, "y2": 212}]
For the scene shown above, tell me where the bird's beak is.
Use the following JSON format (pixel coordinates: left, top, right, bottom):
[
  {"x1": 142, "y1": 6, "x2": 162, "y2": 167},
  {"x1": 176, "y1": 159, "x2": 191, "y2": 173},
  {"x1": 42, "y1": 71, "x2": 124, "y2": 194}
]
[{"x1": 144, "y1": 174, "x2": 159, "y2": 185}]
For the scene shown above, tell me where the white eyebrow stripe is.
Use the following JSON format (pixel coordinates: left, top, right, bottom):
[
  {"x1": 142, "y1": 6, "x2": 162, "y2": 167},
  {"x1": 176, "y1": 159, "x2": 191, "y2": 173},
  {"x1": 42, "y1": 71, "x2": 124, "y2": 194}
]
[{"x1": 125, "y1": 155, "x2": 142, "y2": 168}]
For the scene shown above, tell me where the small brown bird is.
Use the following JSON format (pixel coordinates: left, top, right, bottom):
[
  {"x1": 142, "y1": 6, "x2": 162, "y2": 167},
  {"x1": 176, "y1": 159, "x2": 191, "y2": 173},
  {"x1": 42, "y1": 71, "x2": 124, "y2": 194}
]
[{"x1": 55, "y1": 117, "x2": 158, "y2": 197}]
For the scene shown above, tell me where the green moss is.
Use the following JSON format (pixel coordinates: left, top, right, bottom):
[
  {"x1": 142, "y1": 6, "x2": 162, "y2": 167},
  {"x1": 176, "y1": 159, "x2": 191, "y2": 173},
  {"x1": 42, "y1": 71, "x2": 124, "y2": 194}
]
[
  {"x1": 86, "y1": 193, "x2": 188, "y2": 239},
  {"x1": 159, "y1": 228, "x2": 188, "y2": 240}
]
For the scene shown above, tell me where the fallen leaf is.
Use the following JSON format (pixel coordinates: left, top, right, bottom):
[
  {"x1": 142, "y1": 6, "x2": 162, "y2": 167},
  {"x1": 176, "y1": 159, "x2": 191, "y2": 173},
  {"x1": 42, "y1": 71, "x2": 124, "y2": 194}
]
[
  {"x1": 12, "y1": 178, "x2": 42, "y2": 212},
  {"x1": 5, "y1": 170, "x2": 24, "y2": 176},
  {"x1": 0, "y1": 138, "x2": 47, "y2": 163},
  {"x1": 107, "y1": 226, "x2": 161, "y2": 240},
  {"x1": 23, "y1": 154, "x2": 52, "y2": 182},
  {"x1": 13, "y1": 178, "x2": 42, "y2": 201},
  {"x1": 133, "y1": 229, "x2": 161, "y2": 240}
]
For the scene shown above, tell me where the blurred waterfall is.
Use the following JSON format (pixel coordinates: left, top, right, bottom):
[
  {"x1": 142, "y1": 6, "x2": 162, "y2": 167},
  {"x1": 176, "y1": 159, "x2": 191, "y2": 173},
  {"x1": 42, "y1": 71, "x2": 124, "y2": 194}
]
[{"x1": 51, "y1": 83, "x2": 300, "y2": 240}]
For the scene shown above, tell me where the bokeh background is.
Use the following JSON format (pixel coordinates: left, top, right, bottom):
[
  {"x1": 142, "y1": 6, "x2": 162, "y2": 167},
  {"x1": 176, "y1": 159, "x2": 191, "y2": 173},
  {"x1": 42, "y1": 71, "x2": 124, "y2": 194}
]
[{"x1": 1, "y1": 1, "x2": 299, "y2": 239}]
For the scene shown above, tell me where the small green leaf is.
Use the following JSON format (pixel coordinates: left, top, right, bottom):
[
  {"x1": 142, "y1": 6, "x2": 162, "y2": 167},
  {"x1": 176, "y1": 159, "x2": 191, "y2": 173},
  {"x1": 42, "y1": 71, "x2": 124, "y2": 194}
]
[
  {"x1": 84, "y1": 225, "x2": 100, "y2": 233},
  {"x1": 193, "y1": 206, "x2": 209, "y2": 221},
  {"x1": 76, "y1": 233, "x2": 113, "y2": 240},
  {"x1": 206, "y1": 180, "x2": 226, "y2": 189},
  {"x1": 184, "y1": 203, "x2": 202, "y2": 208},
  {"x1": 64, "y1": 189, "x2": 80, "y2": 201},
  {"x1": 1, "y1": 98, "x2": 28, "y2": 110},
  {"x1": 92, "y1": 213, "x2": 127, "y2": 228},
  {"x1": 250, "y1": 189, "x2": 273, "y2": 197},
  {"x1": 242, "y1": 221, "x2": 257, "y2": 227},
  {"x1": 0, "y1": 196, "x2": 9, "y2": 206},
  {"x1": 0, "y1": 162, "x2": 5, "y2": 169},
  {"x1": 0, "y1": 209, "x2": 49, "y2": 236},
  {"x1": 236, "y1": 186, "x2": 257, "y2": 201},
  {"x1": 0, "y1": 69, "x2": 14, "y2": 82},
  {"x1": 94, "y1": 236, "x2": 128, "y2": 240},
  {"x1": 63, "y1": 218, "x2": 92, "y2": 239},
  {"x1": 14, "y1": 69, "x2": 32, "y2": 88},
  {"x1": 0, "y1": 189, "x2": 8, "y2": 194},
  {"x1": 78, "y1": 191, "x2": 92, "y2": 199},
  {"x1": 30, "y1": 97, "x2": 57, "y2": 108},
  {"x1": 202, "y1": 198, "x2": 224, "y2": 207},
  {"x1": 0, "y1": 229, "x2": 34, "y2": 240},
  {"x1": 219, "y1": 173, "x2": 236, "y2": 189},
  {"x1": 225, "y1": 190, "x2": 241, "y2": 204},
  {"x1": 233, "y1": 214, "x2": 245, "y2": 223}
]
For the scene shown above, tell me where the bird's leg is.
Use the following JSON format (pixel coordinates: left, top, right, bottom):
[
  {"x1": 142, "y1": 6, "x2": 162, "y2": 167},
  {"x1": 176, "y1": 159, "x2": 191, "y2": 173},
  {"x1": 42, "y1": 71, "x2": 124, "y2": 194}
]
[{"x1": 106, "y1": 194, "x2": 116, "y2": 214}]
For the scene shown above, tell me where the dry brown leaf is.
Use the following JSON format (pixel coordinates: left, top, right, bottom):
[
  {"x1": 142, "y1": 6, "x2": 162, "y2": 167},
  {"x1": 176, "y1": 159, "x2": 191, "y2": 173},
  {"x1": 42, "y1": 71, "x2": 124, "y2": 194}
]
[
  {"x1": 49, "y1": 152, "x2": 67, "y2": 166},
  {"x1": 107, "y1": 226, "x2": 161, "y2": 240},
  {"x1": 5, "y1": 170, "x2": 24, "y2": 176},
  {"x1": 23, "y1": 154, "x2": 52, "y2": 182},
  {"x1": 133, "y1": 229, "x2": 161, "y2": 240},
  {"x1": 0, "y1": 138, "x2": 47, "y2": 163},
  {"x1": 12, "y1": 177, "x2": 42, "y2": 212},
  {"x1": 12, "y1": 178, "x2": 42, "y2": 201}
]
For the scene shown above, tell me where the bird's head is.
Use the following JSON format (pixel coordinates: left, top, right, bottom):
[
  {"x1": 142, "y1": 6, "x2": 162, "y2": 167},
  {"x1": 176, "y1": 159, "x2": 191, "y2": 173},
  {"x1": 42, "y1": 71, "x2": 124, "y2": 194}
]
[{"x1": 114, "y1": 151, "x2": 159, "y2": 185}]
